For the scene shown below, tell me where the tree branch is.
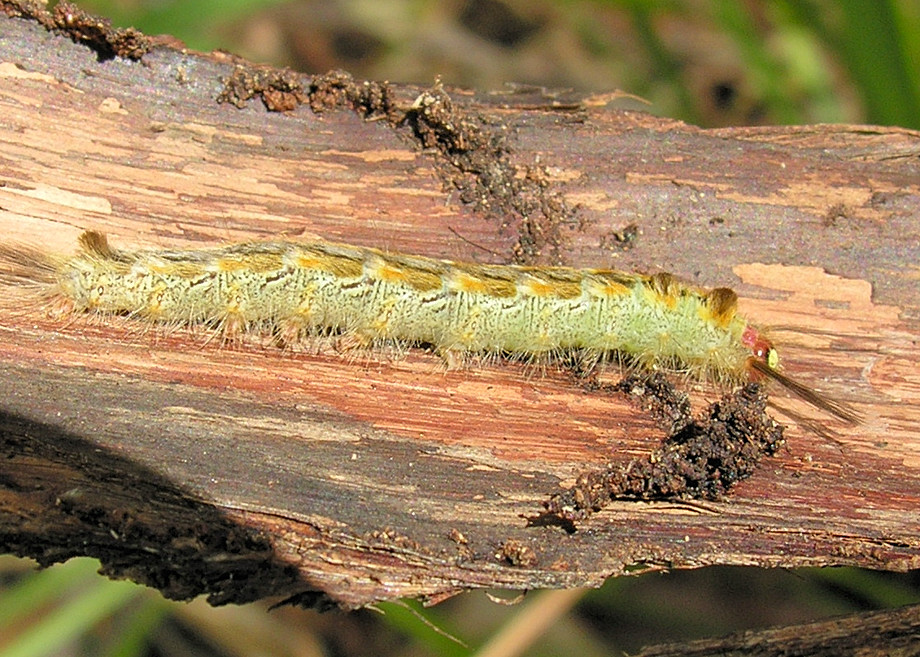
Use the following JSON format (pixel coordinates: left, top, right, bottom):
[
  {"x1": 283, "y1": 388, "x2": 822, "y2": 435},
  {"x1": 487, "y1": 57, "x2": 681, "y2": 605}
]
[{"x1": 1, "y1": 3, "x2": 919, "y2": 611}]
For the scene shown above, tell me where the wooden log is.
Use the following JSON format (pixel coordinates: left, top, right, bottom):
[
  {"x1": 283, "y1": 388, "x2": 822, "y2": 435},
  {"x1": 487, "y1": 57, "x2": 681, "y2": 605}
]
[{"x1": 1, "y1": 2, "x2": 919, "y2": 609}]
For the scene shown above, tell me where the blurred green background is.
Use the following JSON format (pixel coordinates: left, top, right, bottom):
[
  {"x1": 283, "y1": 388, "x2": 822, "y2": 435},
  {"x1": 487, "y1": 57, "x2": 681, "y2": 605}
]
[{"x1": 3, "y1": 1, "x2": 919, "y2": 656}]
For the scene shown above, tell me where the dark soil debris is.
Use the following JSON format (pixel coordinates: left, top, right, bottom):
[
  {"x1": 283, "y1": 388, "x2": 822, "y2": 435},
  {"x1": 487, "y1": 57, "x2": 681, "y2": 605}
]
[
  {"x1": 601, "y1": 223, "x2": 640, "y2": 250},
  {"x1": 3, "y1": 1, "x2": 150, "y2": 60},
  {"x1": 498, "y1": 538, "x2": 539, "y2": 567},
  {"x1": 307, "y1": 69, "x2": 398, "y2": 120},
  {"x1": 543, "y1": 380, "x2": 785, "y2": 522},
  {"x1": 822, "y1": 202, "x2": 850, "y2": 227},
  {"x1": 447, "y1": 528, "x2": 468, "y2": 544},
  {"x1": 54, "y1": 3, "x2": 150, "y2": 60},
  {"x1": 1, "y1": 0, "x2": 47, "y2": 20},
  {"x1": 218, "y1": 65, "x2": 309, "y2": 111},
  {"x1": 402, "y1": 80, "x2": 576, "y2": 264},
  {"x1": 366, "y1": 527, "x2": 424, "y2": 552},
  {"x1": 613, "y1": 373, "x2": 693, "y2": 434}
]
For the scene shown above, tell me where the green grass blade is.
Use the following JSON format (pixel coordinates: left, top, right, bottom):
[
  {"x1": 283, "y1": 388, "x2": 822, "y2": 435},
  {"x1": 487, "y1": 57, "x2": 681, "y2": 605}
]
[
  {"x1": 0, "y1": 574, "x2": 144, "y2": 657},
  {"x1": 375, "y1": 599, "x2": 469, "y2": 657},
  {"x1": 99, "y1": 596, "x2": 171, "y2": 657},
  {"x1": 837, "y1": 0, "x2": 920, "y2": 127},
  {"x1": 0, "y1": 559, "x2": 100, "y2": 630},
  {"x1": 781, "y1": 0, "x2": 920, "y2": 128}
]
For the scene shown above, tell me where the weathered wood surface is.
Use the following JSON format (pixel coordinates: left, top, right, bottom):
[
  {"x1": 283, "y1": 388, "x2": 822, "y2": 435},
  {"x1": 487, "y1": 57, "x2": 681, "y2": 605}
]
[
  {"x1": 1, "y1": 4, "x2": 919, "y2": 608},
  {"x1": 637, "y1": 602, "x2": 920, "y2": 657}
]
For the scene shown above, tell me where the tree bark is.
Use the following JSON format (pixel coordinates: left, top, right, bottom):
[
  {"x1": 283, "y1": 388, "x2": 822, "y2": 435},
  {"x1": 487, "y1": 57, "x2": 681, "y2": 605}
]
[
  {"x1": 636, "y1": 603, "x2": 920, "y2": 657},
  {"x1": 1, "y1": 2, "x2": 919, "y2": 611}
]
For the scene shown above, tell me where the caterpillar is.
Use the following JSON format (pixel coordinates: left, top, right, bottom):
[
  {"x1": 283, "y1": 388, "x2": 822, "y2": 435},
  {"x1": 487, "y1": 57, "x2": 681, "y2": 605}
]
[{"x1": 0, "y1": 230, "x2": 858, "y2": 423}]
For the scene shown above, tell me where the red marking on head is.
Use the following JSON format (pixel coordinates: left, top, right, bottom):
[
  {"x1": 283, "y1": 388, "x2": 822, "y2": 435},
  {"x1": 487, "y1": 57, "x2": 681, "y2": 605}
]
[
  {"x1": 742, "y1": 325, "x2": 772, "y2": 361},
  {"x1": 742, "y1": 325, "x2": 777, "y2": 381}
]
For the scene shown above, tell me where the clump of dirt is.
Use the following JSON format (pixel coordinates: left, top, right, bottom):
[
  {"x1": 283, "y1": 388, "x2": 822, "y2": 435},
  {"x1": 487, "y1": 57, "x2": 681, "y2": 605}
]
[
  {"x1": 307, "y1": 69, "x2": 398, "y2": 120},
  {"x1": 3, "y1": 1, "x2": 151, "y2": 60},
  {"x1": 218, "y1": 65, "x2": 309, "y2": 111},
  {"x1": 543, "y1": 376, "x2": 786, "y2": 522}
]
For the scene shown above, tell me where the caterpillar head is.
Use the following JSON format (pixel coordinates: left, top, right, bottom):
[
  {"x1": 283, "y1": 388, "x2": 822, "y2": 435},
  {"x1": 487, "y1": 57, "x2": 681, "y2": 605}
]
[
  {"x1": 742, "y1": 325, "x2": 859, "y2": 424},
  {"x1": 742, "y1": 325, "x2": 779, "y2": 372}
]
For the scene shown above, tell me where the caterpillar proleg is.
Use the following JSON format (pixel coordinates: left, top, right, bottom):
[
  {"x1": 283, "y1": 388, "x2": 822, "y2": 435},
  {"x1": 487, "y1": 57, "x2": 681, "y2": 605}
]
[{"x1": 0, "y1": 231, "x2": 858, "y2": 423}]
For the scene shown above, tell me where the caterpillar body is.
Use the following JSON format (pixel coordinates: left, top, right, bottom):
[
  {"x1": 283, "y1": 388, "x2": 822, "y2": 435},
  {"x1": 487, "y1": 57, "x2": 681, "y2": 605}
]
[{"x1": 1, "y1": 231, "x2": 858, "y2": 422}]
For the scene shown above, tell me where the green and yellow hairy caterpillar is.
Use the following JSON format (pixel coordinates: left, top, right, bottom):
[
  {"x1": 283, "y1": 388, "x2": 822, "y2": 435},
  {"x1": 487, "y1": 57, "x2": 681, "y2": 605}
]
[{"x1": 0, "y1": 231, "x2": 859, "y2": 422}]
